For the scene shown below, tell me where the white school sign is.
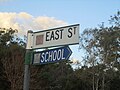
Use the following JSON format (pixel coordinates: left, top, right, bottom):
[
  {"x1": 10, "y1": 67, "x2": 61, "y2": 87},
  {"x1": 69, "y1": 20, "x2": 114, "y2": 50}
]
[{"x1": 26, "y1": 24, "x2": 79, "y2": 49}]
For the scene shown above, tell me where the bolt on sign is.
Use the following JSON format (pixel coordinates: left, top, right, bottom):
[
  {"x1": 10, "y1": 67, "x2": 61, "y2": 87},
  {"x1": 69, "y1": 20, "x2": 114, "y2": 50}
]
[{"x1": 26, "y1": 24, "x2": 79, "y2": 49}]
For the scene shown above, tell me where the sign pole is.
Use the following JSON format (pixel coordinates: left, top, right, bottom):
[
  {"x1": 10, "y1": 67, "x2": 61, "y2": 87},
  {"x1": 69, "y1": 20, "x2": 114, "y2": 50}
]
[
  {"x1": 23, "y1": 59, "x2": 30, "y2": 90},
  {"x1": 23, "y1": 30, "x2": 33, "y2": 90}
]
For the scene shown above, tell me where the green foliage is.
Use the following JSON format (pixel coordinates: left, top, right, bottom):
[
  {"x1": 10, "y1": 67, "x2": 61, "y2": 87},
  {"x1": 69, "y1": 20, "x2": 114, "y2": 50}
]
[
  {"x1": 80, "y1": 11, "x2": 120, "y2": 90},
  {"x1": 0, "y1": 28, "x2": 25, "y2": 90}
]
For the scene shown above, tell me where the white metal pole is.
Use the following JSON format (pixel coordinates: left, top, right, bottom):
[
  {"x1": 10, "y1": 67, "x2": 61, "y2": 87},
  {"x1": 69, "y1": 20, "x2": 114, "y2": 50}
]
[
  {"x1": 23, "y1": 30, "x2": 33, "y2": 90},
  {"x1": 23, "y1": 63, "x2": 30, "y2": 90}
]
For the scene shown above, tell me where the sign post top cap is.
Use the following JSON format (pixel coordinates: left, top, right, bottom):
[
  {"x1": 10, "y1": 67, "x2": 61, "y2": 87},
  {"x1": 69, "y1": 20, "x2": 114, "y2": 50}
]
[{"x1": 28, "y1": 30, "x2": 33, "y2": 33}]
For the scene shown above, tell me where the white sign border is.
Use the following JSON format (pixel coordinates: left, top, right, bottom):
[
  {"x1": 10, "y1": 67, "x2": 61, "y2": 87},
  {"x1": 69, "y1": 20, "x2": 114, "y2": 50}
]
[{"x1": 26, "y1": 24, "x2": 80, "y2": 49}]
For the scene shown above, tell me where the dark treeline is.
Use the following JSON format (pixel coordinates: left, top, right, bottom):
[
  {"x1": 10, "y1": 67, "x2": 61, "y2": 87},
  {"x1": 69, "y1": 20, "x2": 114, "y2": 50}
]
[{"x1": 0, "y1": 11, "x2": 120, "y2": 90}]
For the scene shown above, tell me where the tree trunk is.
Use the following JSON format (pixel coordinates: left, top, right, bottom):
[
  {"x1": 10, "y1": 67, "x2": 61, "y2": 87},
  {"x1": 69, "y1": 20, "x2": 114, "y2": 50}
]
[
  {"x1": 102, "y1": 73, "x2": 105, "y2": 90},
  {"x1": 96, "y1": 77, "x2": 99, "y2": 90},
  {"x1": 93, "y1": 74, "x2": 95, "y2": 90}
]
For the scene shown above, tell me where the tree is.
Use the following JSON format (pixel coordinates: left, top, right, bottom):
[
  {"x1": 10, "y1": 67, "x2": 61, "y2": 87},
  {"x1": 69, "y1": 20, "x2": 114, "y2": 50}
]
[
  {"x1": 29, "y1": 61, "x2": 74, "y2": 90},
  {"x1": 0, "y1": 28, "x2": 25, "y2": 90},
  {"x1": 80, "y1": 11, "x2": 120, "y2": 90}
]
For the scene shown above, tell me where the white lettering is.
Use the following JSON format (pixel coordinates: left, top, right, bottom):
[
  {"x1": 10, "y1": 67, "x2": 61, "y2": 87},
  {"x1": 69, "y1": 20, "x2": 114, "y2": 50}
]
[
  {"x1": 40, "y1": 48, "x2": 66, "y2": 63},
  {"x1": 48, "y1": 51, "x2": 53, "y2": 61},
  {"x1": 45, "y1": 52, "x2": 49, "y2": 62},
  {"x1": 53, "y1": 50, "x2": 57, "y2": 61},
  {"x1": 57, "y1": 49, "x2": 61, "y2": 60},
  {"x1": 41, "y1": 53, "x2": 45, "y2": 63},
  {"x1": 61, "y1": 49, "x2": 65, "y2": 59}
]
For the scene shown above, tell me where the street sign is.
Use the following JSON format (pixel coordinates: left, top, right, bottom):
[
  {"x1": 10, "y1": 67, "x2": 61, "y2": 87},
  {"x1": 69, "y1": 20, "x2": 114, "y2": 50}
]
[
  {"x1": 26, "y1": 24, "x2": 79, "y2": 49},
  {"x1": 32, "y1": 46, "x2": 72, "y2": 64}
]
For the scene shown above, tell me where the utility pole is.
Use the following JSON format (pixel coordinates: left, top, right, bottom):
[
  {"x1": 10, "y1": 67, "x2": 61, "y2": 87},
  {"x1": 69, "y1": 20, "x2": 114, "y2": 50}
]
[{"x1": 23, "y1": 30, "x2": 33, "y2": 90}]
